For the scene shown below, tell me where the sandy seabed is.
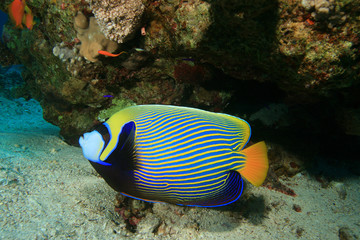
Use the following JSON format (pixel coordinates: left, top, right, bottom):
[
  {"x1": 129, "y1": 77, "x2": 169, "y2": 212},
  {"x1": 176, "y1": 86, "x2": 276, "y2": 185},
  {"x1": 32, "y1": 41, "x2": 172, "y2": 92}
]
[{"x1": 0, "y1": 97, "x2": 359, "y2": 240}]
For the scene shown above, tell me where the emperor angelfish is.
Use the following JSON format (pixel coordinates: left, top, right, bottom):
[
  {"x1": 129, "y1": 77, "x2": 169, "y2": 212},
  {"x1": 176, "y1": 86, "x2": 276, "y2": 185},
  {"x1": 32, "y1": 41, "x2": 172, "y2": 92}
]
[{"x1": 79, "y1": 105, "x2": 268, "y2": 207}]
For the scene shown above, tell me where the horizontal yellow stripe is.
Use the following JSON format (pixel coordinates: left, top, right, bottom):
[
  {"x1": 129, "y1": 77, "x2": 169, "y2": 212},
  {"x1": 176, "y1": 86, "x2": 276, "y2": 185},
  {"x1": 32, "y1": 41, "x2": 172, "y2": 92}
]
[
  {"x1": 137, "y1": 120, "x2": 239, "y2": 144},
  {"x1": 134, "y1": 171, "x2": 226, "y2": 187},
  {"x1": 135, "y1": 110, "x2": 239, "y2": 132},
  {"x1": 133, "y1": 167, "x2": 229, "y2": 183},
  {"x1": 135, "y1": 176, "x2": 226, "y2": 190},
  {"x1": 139, "y1": 120, "x2": 238, "y2": 137},
  {"x1": 136, "y1": 114, "x2": 195, "y2": 134},
  {"x1": 135, "y1": 159, "x2": 244, "y2": 179},
  {"x1": 136, "y1": 137, "x2": 241, "y2": 156},
  {"x1": 137, "y1": 149, "x2": 234, "y2": 169},
  {"x1": 135, "y1": 184, "x2": 227, "y2": 196},
  {"x1": 136, "y1": 111, "x2": 239, "y2": 136},
  {"x1": 137, "y1": 115, "x2": 190, "y2": 135},
  {"x1": 136, "y1": 187, "x2": 224, "y2": 197},
  {"x1": 135, "y1": 177, "x2": 233, "y2": 197},
  {"x1": 138, "y1": 130, "x2": 241, "y2": 152},
  {"x1": 138, "y1": 151, "x2": 245, "y2": 171},
  {"x1": 136, "y1": 182, "x2": 226, "y2": 193},
  {"x1": 138, "y1": 143, "x2": 230, "y2": 162}
]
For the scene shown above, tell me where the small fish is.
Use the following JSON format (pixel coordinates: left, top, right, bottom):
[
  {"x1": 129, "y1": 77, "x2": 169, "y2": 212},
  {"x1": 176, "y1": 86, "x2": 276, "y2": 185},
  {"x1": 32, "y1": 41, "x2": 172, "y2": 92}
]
[
  {"x1": 23, "y1": 6, "x2": 34, "y2": 30},
  {"x1": 79, "y1": 105, "x2": 269, "y2": 207},
  {"x1": 134, "y1": 48, "x2": 145, "y2": 52},
  {"x1": 306, "y1": 18, "x2": 315, "y2": 26},
  {"x1": 98, "y1": 50, "x2": 126, "y2": 57},
  {"x1": 141, "y1": 26, "x2": 146, "y2": 36},
  {"x1": 8, "y1": 0, "x2": 26, "y2": 29}
]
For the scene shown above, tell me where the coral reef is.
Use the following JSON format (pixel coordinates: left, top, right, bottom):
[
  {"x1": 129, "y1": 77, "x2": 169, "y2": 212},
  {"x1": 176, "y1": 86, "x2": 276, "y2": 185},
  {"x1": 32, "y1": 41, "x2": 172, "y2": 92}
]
[
  {"x1": 74, "y1": 11, "x2": 119, "y2": 62},
  {"x1": 301, "y1": 0, "x2": 348, "y2": 29},
  {"x1": 0, "y1": 2, "x2": 359, "y2": 237},
  {"x1": 145, "y1": 0, "x2": 211, "y2": 52},
  {"x1": 268, "y1": 143, "x2": 305, "y2": 178},
  {"x1": 52, "y1": 42, "x2": 81, "y2": 63},
  {"x1": 97, "y1": 98, "x2": 135, "y2": 122},
  {"x1": 114, "y1": 194, "x2": 153, "y2": 233},
  {"x1": 86, "y1": 0, "x2": 145, "y2": 44},
  {"x1": 173, "y1": 0, "x2": 212, "y2": 49},
  {"x1": 0, "y1": 0, "x2": 358, "y2": 166}
]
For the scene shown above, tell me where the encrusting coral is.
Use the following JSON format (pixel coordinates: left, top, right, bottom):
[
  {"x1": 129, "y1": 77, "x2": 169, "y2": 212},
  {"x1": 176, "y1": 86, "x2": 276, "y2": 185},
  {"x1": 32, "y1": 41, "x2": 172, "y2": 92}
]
[
  {"x1": 52, "y1": 42, "x2": 81, "y2": 64},
  {"x1": 74, "y1": 11, "x2": 119, "y2": 62},
  {"x1": 86, "y1": 0, "x2": 145, "y2": 44}
]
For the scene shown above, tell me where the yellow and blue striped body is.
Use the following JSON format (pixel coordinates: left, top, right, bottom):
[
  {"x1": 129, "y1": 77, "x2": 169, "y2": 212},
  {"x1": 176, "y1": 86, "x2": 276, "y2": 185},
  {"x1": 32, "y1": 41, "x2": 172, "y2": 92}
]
[{"x1": 80, "y1": 105, "x2": 267, "y2": 207}]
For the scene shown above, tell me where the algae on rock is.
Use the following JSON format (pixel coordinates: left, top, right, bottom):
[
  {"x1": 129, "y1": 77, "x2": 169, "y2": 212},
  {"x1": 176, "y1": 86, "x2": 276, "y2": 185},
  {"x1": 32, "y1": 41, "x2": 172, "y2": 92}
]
[{"x1": 97, "y1": 98, "x2": 136, "y2": 122}]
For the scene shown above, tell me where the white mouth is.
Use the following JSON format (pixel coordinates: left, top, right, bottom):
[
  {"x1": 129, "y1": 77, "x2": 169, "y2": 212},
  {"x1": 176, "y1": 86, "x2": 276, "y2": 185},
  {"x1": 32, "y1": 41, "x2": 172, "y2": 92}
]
[{"x1": 79, "y1": 130, "x2": 105, "y2": 162}]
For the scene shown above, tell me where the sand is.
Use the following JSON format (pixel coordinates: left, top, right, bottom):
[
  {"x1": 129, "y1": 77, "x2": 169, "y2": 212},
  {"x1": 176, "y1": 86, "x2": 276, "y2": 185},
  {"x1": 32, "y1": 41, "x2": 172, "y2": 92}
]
[{"x1": 0, "y1": 96, "x2": 359, "y2": 240}]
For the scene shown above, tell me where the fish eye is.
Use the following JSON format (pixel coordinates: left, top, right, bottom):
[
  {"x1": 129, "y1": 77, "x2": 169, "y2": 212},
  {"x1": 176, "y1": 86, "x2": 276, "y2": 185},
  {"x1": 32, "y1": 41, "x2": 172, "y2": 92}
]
[{"x1": 94, "y1": 123, "x2": 111, "y2": 146}]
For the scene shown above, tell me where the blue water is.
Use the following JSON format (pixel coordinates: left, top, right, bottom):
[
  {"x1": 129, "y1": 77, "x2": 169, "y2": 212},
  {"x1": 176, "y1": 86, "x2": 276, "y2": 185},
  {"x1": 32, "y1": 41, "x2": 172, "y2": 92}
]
[
  {"x1": 0, "y1": 64, "x2": 24, "y2": 97},
  {"x1": 0, "y1": 10, "x2": 8, "y2": 43}
]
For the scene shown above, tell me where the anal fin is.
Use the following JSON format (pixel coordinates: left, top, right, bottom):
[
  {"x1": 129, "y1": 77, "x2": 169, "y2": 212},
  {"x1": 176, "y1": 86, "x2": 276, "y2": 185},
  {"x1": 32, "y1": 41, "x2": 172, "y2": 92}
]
[{"x1": 180, "y1": 171, "x2": 244, "y2": 207}]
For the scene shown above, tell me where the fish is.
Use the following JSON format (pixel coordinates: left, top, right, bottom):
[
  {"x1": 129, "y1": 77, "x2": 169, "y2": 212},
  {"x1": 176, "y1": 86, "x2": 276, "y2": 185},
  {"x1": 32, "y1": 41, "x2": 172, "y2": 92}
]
[
  {"x1": 79, "y1": 105, "x2": 269, "y2": 207},
  {"x1": 23, "y1": 12, "x2": 34, "y2": 30},
  {"x1": 98, "y1": 50, "x2": 126, "y2": 57},
  {"x1": 23, "y1": 5, "x2": 34, "y2": 30},
  {"x1": 134, "y1": 48, "x2": 145, "y2": 52},
  {"x1": 8, "y1": 0, "x2": 26, "y2": 29}
]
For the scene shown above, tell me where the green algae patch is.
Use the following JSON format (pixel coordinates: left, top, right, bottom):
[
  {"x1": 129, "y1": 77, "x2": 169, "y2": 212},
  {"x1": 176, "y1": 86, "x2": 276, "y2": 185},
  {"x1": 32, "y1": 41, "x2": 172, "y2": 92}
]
[{"x1": 97, "y1": 98, "x2": 136, "y2": 122}]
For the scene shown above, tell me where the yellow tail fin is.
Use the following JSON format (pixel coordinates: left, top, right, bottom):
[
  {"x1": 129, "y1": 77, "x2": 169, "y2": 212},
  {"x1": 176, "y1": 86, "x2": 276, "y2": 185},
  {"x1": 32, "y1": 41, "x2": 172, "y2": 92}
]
[{"x1": 238, "y1": 141, "x2": 269, "y2": 187}]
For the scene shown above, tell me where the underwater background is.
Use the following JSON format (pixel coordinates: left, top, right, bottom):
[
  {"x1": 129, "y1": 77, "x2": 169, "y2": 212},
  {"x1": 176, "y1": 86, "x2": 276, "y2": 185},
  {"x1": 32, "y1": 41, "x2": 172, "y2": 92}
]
[{"x1": 0, "y1": 0, "x2": 359, "y2": 239}]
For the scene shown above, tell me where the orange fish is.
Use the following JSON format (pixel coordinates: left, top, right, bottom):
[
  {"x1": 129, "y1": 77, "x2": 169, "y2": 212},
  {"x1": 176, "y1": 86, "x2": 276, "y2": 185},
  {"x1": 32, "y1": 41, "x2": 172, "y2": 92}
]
[
  {"x1": 23, "y1": 5, "x2": 35, "y2": 30},
  {"x1": 8, "y1": 0, "x2": 26, "y2": 29},
  {"x1": 23, "y1": 12, "x2": 34, "y2": 30},
  {"x1": 306, "y1": 18, "x2": 315, "y2": 26},
  {"x1": 98, "y1": 50, "x2": 126, "y2": 57}
]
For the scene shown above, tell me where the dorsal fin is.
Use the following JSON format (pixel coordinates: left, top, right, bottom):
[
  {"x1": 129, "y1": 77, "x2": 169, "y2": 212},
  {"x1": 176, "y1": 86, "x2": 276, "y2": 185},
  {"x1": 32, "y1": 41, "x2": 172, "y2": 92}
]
[{"x1": 106, "y1": 121, "x2": 137, "y2": 170}]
